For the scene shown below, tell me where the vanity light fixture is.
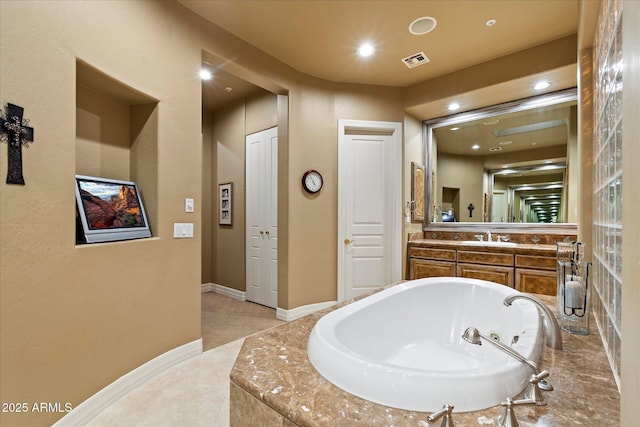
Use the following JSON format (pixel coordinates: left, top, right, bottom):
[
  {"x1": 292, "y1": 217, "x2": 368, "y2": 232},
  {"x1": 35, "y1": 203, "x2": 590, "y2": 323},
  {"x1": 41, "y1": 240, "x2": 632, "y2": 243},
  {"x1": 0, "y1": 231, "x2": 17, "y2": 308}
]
[
  {"x1": 534, "y1": 81, "x2": 551, "y2": 90},
  {"x1": 448, "y1": 102, "x2": 460, "y2": 111},
  {"x1": 199, "y1": 69, "x2": 212, "y2": 80},
  {"x1": 357, "y1": 43, "x2": 375, "y2": 57}
]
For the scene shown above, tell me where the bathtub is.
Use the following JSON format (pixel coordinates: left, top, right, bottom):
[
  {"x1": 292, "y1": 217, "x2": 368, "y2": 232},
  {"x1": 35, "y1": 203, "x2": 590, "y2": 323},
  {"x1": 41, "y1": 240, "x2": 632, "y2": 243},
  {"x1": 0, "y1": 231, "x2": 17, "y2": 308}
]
[{"x1": 307, "y1": 277, "x2": 544, "y2": 412}]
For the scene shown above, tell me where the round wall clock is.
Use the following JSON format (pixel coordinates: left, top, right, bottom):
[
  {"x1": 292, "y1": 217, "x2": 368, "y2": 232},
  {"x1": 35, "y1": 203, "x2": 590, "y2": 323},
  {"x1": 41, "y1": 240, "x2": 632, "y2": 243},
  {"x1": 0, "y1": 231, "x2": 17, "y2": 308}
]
[{"x1": 302, "y1": 170, "x2": 323, "y2": 194}]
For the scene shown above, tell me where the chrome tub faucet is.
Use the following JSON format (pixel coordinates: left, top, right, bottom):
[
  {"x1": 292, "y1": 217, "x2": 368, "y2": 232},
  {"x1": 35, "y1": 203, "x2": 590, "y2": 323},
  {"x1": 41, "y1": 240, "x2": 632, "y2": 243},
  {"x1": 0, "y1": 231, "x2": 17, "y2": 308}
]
[{"x1": 503, "y1": 294, "x2": 563, "y2": 350}]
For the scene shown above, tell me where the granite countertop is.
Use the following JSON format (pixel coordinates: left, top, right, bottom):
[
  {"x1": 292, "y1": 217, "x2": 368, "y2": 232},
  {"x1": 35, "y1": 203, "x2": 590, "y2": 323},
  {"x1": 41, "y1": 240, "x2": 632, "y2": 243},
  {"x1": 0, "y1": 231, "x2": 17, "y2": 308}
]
[
  {"x1": 408, "y1": 239, "x2": 558, "y2": 256},
  {"x1": 230, "y1": 293, "x2": 619, "y2": 426}
]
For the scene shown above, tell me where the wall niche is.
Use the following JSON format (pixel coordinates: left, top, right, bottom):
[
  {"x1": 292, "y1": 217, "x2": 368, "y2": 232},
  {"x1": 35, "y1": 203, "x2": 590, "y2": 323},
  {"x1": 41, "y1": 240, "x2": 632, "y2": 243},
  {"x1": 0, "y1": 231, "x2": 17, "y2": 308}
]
[{"x1": 75, "y1": 60, "x2": 158, "y2": 239}]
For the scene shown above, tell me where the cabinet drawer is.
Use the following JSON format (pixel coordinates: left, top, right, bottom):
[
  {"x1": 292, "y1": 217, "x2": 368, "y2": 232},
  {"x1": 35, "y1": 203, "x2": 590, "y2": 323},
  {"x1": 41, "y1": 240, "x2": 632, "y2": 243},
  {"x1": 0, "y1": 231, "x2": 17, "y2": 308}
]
[
  {"x1": 515, "y1": 268, "x2": 557, "y2": 295},
  {"x1": 408, "y1": 247, "x2": 457, "y2": 262},
  {"x1": 456, "y1": 263, "x2": 514, "y2": 287},
  {"x1": 515, "y1": 254, "x2": 556, "y2": 271},
  {"x1": 409, "y1": 259, "x2": 456, "y2": 279},
  {"x1": 457, "y1": 250, "x2": 514, "y2": 267}
]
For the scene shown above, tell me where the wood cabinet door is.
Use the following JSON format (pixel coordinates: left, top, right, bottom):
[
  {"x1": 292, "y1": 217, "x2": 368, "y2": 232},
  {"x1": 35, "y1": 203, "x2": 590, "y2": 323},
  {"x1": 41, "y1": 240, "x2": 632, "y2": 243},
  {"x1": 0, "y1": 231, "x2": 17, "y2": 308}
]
[
  {"x1": 409, "y1": 259, "x2": 456, "y2": 279},
  {"x1": 515, "y1": 268, "x2": 557, "y2": 295},
  {"x1": 457, "y1": 250, "x2": 514, "y2": 267},
  {"x1": 456, "y1": 263, "x2": 514, "y2": 287}
]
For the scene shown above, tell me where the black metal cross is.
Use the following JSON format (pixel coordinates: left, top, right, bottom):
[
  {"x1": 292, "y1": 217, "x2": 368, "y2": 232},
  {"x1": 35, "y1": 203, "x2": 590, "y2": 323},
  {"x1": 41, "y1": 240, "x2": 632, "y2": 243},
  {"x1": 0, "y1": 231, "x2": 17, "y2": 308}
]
[{"x1": 1, "y1": 103, "x2": 34, "y2": 185}]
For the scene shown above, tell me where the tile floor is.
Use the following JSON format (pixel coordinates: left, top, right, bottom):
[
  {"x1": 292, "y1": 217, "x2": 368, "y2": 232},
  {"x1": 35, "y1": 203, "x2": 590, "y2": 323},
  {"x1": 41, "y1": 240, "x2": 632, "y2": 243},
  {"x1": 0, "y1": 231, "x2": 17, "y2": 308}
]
[{"x1": 86, "y1": 293, "x2": 284, "y2": 426}]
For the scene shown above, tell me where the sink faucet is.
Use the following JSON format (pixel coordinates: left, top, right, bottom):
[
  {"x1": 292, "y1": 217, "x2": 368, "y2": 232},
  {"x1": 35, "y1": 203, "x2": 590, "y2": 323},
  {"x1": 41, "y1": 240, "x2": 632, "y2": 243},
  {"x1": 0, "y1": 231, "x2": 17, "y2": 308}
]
[
  {"x1": 503, "y1": 294, "x2": 563, "y2": 350},
  {"x1": 486, "y1": 230, "x2": 492, "y2": 242}
]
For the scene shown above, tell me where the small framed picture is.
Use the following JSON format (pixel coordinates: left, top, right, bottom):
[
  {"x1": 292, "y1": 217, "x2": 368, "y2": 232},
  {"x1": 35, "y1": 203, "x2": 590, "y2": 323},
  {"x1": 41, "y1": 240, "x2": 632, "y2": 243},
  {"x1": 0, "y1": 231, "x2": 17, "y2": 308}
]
[{"x1": 219, "y1": 182, "x2": 232, "y2": 225}]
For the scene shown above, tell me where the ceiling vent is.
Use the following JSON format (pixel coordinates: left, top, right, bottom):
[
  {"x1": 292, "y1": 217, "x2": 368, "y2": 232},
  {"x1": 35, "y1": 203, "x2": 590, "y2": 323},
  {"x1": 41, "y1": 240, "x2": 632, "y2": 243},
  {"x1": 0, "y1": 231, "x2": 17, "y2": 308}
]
[{"x1": 402, "y1": 51, "x2": 430, "y2": 69}]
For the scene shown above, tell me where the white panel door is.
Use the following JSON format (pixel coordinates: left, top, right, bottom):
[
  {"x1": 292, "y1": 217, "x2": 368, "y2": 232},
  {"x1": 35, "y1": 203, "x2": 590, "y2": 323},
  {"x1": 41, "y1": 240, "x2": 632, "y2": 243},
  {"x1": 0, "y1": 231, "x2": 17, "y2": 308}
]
[
  {"x1": 246, "y1": 127, "x2": 278, "y2": 308},
  {"x1": 339, "y1": 120, "x2": 402, "y2": 301}
]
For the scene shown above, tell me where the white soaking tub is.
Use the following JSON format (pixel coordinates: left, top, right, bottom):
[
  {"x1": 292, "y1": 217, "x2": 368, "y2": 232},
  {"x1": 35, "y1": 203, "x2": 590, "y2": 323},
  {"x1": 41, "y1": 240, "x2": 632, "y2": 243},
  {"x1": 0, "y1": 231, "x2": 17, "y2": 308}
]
[{"x1": 307, "y1": 277, "x2": 545, "y2": 412}]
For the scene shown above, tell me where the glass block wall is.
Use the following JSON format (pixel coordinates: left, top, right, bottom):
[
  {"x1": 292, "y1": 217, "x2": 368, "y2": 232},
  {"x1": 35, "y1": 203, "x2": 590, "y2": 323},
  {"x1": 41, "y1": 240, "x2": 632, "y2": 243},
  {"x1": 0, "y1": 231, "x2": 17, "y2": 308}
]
[{"x1": 592, "y1": 0, "x2": 623, "y2": 387}]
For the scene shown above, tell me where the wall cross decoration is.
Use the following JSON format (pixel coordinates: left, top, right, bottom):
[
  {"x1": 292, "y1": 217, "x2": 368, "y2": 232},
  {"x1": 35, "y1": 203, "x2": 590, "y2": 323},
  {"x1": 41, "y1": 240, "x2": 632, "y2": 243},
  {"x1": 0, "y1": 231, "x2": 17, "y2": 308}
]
[{"x1": 0, "y1": 103, "x2": 34, "y2": 185}]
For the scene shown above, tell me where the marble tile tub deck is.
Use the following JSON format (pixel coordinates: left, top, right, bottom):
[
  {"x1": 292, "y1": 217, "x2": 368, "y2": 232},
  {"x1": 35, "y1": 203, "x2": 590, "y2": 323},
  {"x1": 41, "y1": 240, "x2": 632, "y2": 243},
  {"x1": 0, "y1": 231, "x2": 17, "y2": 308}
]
[{"x1": 230, "y1": 294, "x2": 620, "y2": 426}]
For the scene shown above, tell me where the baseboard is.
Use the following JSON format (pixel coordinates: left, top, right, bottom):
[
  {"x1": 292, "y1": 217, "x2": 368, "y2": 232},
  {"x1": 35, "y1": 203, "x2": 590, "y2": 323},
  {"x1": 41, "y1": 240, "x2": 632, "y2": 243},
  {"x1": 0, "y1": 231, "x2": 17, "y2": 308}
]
[
  {"x1": 53, "y1": 339, "x2": 202, "y2": 427},
  {"x1": 276, "y1": 301, "x2": 336, "y2": 322},
  {"x1": 202, "y1": 282, "x2": 246, "y2": 301},
  {"x1": 203, "y1": 283, "x2": 331, "y2": 321}
]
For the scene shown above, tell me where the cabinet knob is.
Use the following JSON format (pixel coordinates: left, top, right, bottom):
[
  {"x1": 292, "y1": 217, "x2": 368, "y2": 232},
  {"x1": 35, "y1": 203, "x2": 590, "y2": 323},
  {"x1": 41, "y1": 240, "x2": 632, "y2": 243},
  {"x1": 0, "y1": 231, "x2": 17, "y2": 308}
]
[{"x1": 344, "y1": 238, "x2": 353, "y2": 245}]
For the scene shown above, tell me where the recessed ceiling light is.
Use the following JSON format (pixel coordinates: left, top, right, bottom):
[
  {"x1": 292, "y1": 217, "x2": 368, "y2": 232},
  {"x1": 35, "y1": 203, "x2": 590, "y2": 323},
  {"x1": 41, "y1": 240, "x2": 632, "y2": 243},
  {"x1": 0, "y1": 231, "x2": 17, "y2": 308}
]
[
  {"x1": 448, "y1": 102, "x2": 460, "y2": 111},
  {"x1": 199, "y1": 69, "x2": 212, "y2": 80},
  {"x1": 534, "y1": 81, "x2": 551, "y2": 90},
  {"x1": 483, "y1": 119, "x2": 500, "y2": 126},
  {"x1": 472, "y1": 144, "x2": 480, "y2": 150},
  {"x1": 357, "y1": 43, "x2": 375, "y2": 57},
  {"x1": 450, "y1": 127, "x2": 460, "y2": 131},
  {"x1": 498, "y1": 140, "x2": 512, "y2": 145},
  {"x1": 409, "y1": 16, "x2": 437, "y2": 35},
  {"x1": 486, "y1": 19, "x2": 497, "y2": 27}
]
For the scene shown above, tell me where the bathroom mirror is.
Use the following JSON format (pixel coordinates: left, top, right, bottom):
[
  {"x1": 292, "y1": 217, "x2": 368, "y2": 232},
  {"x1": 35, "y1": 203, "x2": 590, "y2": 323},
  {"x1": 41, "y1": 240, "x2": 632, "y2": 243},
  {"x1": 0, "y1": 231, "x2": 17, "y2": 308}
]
[{"x1": 423, "y1": 88, "x2": 578, "y2": 229}]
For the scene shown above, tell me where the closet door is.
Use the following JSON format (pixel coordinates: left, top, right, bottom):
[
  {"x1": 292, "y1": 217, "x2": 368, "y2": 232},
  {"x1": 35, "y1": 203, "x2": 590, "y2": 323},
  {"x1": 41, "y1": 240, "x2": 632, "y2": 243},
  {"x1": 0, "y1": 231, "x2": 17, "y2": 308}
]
[{"x1": 246, "y1": 127, "x2": 278, "y2": 308}]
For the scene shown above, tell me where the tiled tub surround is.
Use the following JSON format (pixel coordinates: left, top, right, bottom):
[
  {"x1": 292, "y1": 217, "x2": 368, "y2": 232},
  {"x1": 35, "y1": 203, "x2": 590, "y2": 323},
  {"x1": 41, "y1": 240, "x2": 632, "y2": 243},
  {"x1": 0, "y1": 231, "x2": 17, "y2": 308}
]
[{"x1": 230, "y1": 290, "x2": 619, "y2": 426}]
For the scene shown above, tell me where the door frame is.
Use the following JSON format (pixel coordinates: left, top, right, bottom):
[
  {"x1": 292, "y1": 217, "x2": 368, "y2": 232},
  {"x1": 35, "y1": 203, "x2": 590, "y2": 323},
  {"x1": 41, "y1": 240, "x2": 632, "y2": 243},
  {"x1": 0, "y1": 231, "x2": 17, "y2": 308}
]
[{"x1": 337, "y1": 119, "x2": 402, "y2": 302}]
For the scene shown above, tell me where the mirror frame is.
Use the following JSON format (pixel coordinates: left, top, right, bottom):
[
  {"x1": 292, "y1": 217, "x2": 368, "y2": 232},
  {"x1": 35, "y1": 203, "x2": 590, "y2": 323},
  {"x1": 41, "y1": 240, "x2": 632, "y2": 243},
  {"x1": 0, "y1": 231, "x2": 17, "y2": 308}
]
[{"x1": 422, "y1": 88, "x2": 578, "y2": 234}]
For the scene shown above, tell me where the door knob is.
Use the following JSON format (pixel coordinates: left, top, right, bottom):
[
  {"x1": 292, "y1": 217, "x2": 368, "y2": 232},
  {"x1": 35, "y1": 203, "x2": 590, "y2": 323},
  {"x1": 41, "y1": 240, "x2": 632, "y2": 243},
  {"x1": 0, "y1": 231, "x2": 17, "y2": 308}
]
[{"x1": 344, "y1": 238, "x2": 353, "y2": 245}]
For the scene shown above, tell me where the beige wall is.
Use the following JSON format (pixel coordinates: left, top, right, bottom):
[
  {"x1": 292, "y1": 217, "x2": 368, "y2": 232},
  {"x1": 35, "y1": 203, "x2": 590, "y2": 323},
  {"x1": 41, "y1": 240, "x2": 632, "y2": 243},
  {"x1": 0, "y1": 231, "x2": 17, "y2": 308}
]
[
  {"x1": 202, "y1": 108, "x2": 215, "y2": 283},
  {"x1": 621, "y1": 2, "x2": 640, "y2": 424},
  {"x1": 1, "y1": 2, "x2": 204, "y2": 426},
  {"x1": 3, "y1": 0, "x2": 638, "y2": 426},
  {"x1": 285, "y1": 83, "x2": 406, "y2": 307},
  {"x1": 402, "y1": 113, "x2": 424, "y2": 276}
]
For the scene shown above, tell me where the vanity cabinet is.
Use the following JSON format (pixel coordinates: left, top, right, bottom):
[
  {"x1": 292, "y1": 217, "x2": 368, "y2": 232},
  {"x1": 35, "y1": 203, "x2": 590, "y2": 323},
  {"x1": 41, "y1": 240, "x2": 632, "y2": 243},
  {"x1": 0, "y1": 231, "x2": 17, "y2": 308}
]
[
  {"x1": 407, "y1": 241, "x2": 557, "y2": 295},
  {"x1": 514, "y1": 254, "x2": 557, "y2": 295},
  {"x1": 455, "y1": 250, "x2": 514, "y2": 287},
  {"x1": 408, "y1": 247, "x2": 456, "y2": 279},
  {"x1": 456, "y1": 263, "x2": 514, "y2": 287}
]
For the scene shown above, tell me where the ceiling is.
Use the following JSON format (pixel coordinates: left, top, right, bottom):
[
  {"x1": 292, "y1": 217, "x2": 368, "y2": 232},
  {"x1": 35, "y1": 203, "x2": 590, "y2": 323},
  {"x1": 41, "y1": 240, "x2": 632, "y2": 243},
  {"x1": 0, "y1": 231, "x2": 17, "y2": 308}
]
[{"x1": 180, "y1": 0, "x2": 583, "y2": 114}]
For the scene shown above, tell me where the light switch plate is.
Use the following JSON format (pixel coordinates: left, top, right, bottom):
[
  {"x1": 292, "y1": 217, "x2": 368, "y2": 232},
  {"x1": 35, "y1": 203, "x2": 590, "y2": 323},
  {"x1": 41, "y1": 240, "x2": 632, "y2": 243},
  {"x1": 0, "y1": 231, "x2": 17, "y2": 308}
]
[
  {"x1": 185, "y1": 198, "x2": 194, "y2": 213},
  {"x1": 173, "y1": 223, "x2": 194, "y2": 238}
]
